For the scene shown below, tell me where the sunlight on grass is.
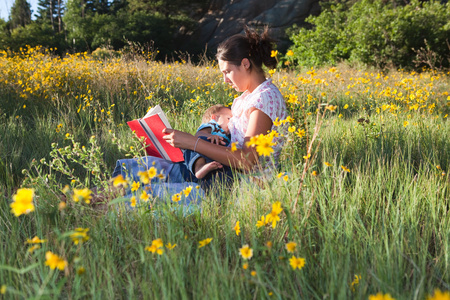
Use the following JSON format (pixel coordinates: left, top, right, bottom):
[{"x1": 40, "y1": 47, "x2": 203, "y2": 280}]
[{"x1": 0, "y1": 46, "x2": 448, "y2": 298}]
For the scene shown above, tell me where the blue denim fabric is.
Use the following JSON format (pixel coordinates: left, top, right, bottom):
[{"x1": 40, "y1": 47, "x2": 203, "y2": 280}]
[
  {"x1": 112, "y1": 154, "x2": 235, "y2": 208},
  {"x1": 112, "y1": 156, "x2": 203, "y2": 208},
  {"x1": 183, "y1": 136, "x2": 215, "y2": 175}
]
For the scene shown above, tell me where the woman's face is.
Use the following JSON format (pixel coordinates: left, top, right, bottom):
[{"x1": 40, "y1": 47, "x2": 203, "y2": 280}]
[{"x1": 218, "y1": 59, "x2": 249, "y2": 92}]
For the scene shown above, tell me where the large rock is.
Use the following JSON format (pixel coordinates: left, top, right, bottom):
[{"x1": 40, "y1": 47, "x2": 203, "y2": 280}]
[{"x1": 180, "y1": 0, "x2": 321, "y2": 55}]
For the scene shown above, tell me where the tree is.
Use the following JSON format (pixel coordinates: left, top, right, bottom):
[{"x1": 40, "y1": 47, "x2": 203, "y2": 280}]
[
  {"x1": 9, "y1": 0, "x2": 32, "y2": 29},
  {"x1": 35, "y1": 0, "x2": 65, "y2": 32},
  {"x1": 85, "y1": 0, "x2": 109, "y2": 15}
]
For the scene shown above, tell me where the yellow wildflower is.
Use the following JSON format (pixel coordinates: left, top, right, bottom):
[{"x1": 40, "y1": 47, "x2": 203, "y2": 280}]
[
  {"x1": 145, "y1": 238, "x2": 164, "y2": 255},
  {"x1": 70, "y1": 228, "x2": 90, "y2": 245},
  {"x1": 152, "y1": 238, "x2": 163, "y2": 248},
  {"x1": 231, "y1": 142, "x2": 238, "y2": 152},
  {"x1": 285, "y1": 242, "x2": 297, "y2": 253},
  {"x1": 256, "y1": 216, "x2": 266, "y2": 228},
  {"x1": 284, "y1": 116, "x2": 294, "y2": 123},
  {"x1": 138, "y1": 166, "x2": 157, "y2": 184},
  {"x1": 368, "y1": 292, "x2": 395, "y2": 300},
  {"x1": 45, "y1": 251, "x2": 67, "y2": 271},
  {"x1": 166, "y1": 243, "x2": 177, "y2": 250},
  {"x1": 147, "y1": 166, "x2": 157, "y2": 178},
  {"x1": 350, "y1": 274, "x2": 361, "y2": 292},
  {"x1": 289, "y1": 256, "x2": 305, "y2": 270},
  {"x1": 10, "y1": 188, "x2": 35, "y2": 217},
  {"x1": 130, "y1": 196, "x2": 137, "y2": 207},
  {"x1": 426, "y1": 289, "x2": 450, "y2": 300},
  {"x1": 131, "y1": 181, "x2": 140, "y2": 192},
  {"x1": 28, "y1": 245, "x2": 41, "y2": 253},
  {"x1": 324, "y1": 162, "x2": 333, "y2": 167},
  {"x1": 239, "y1": 244, "x2": 253, "y2": 260},
  {"x1": 271, "y1": 50, "x2": 278, "y2": 57},
  {"x1": 243, "y1": 263, "x2": 249, "y2": 269},
  {"x1": 112, "y1": 174, "x2": 128, "y2": 188},
  {"x1": 266, "y1": 201, "x2": 283, "y2": 228},
  {"x1": 326, "y1": 105, "x2": 338, "y2": 111},
  {"x1": 183, "y1": 186, "x2": 193, "y2": 197},
  {"x1": 145, "y1": 245, "x2": 163, "y2": 255},
  {"x1": 172, "y1": 193, "x2": 181, "y2": 202},
  {"x1": 198, "y1": 238, "x2": 212, "y2": 248},
  {"x1": 251, "y1": 270, "x2": 257, "y2": 277},
  {"x1": 140, "y1": 190, "x2": 150, "y2": 202},
  {"x1": 254, "y1": 134, "x2": 275, "y2": 157},
  {"x1": 234, "y1": 221, "x2": 240, "y2": 236},
  {"x1": 73, "y1": 188, "x2": 92, "y2": 204},
  {"x1": 245, "y1": 136, "x2": 259, "y2": 147},
  {"x1": 26, "y1": 236, "x2": 47, "y2": 244},
  {"x1": 58, "y1": 201, "x2": 66, "y2": 210},
  {"x1": 341, "y1": 165, "x2": 351, "y2": 173},
  {"x1": 296, "y1": 129, "x2": 306, "y2": 138},
  {"x1": 286, "y1": 50, "x2": 294, "y2": 56}
]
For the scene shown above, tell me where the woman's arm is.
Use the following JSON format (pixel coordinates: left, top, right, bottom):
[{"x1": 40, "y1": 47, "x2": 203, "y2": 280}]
[{"x1": 163, "y1": 109, "x2": 273, "y2": 171}]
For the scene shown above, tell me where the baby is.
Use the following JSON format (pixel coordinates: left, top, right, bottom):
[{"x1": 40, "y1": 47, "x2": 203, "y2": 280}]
[{"x1": 183, "y1": 104, "x2": 232, "y2": 179}]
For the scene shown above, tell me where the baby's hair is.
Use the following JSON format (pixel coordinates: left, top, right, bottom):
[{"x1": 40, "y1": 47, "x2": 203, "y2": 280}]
[
  {"x1": 202, "y1": 104, "x2": 230, "y2": 123},
  {"x1": 216, "y1": 25, "x2": 277, "y2": 75}
]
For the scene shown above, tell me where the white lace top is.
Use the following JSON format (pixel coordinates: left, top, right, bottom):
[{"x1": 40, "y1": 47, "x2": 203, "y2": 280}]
[{"x1": 228, "y1": 79, "x2": 287, "y2": 172}]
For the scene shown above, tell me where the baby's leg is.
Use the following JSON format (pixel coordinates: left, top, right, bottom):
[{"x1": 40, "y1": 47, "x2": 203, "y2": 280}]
[{"x1": 195, "y1": 160, "x2": 223, "y2": 179}]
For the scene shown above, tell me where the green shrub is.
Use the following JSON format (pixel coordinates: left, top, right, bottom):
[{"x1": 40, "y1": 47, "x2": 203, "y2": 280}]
[
  {"x1": 91, "y1": 47, "x2": 122, "y2": 60},
  {"x1": 287, "y1": 0, "x2": 450, "y2": 69}
]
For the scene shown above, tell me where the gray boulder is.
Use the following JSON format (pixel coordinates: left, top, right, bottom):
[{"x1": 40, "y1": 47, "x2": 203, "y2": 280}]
[{"x1": 180, "y1": 0, "x2": 321, "y2": 54}]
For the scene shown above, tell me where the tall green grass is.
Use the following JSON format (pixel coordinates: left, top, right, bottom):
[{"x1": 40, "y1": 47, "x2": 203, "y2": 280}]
[{"x1": 0, "y1": 52, "x2": 448, "y2": 299}]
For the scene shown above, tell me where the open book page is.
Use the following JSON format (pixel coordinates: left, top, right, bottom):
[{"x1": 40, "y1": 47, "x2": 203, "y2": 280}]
[{"x1": 144, "y1": 105, "x2": 172, "y2": 129}]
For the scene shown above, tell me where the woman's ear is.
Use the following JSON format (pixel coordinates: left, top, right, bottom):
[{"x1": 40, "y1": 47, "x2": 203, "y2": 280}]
[
  {"x1": 241, "y1": 58, "x2": 250, "y2": 70},
  {"x1": 211, "y1": 114, "x2": 217, "y2": 121}
]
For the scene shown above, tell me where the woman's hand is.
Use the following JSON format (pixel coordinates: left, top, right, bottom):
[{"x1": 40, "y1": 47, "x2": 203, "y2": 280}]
[{"x1": 162, "y1": 128, "x2": 195, "y2": 150}]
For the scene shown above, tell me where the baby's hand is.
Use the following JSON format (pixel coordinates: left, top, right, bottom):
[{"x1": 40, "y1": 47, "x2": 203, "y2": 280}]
[{"x1": 207, "y1": 135, "x2": 225, "y2": 145}]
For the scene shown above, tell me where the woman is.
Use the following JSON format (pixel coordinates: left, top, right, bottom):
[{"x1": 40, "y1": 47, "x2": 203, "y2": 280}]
[
  {"x1": 112, "y1": 26, "x2": 287, "y2": 203},
  {"x1": 163, "y1": 26, "x2": 287, "y2": 178}
]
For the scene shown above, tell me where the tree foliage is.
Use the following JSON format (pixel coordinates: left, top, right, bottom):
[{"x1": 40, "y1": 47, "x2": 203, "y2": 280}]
[
  {"x1": 9, "y1": 0, "x2": 32, "y2": 29},
  {"x1": 287, "y1": 0, "x2": 450, "y2": 69}
]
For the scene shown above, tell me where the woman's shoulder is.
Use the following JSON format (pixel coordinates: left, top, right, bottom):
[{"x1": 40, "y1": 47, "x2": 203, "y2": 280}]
[
  {"x1": 248, "y1": 79, "x2": 284, "y2": 105},
  {"x1": 253, "y1": 79, "x2": 283, "y2": 100},
  {"x1": 244, "y1": 79, "x2": 287, "y2": 121}
]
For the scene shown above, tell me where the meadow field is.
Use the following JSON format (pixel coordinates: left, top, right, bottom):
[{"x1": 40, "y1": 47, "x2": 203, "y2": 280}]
[{"x1": 0, "y1": 47, "x2": 449, "y2": 299}]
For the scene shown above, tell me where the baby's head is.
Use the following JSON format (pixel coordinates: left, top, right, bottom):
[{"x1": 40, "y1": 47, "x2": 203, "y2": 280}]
[{"x1": 202, "y1": 104, "x2": 232, "y2": 132}]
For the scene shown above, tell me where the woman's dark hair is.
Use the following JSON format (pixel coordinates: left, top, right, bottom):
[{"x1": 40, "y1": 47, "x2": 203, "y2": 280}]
[{"x1": 216, "y1": 26, "x2": 277, "y2": 74}]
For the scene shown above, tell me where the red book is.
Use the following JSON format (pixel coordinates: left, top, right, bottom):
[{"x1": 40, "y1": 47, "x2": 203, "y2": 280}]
[{"x1": 127, "y1": 105, "x2": 184, "y2": 162}]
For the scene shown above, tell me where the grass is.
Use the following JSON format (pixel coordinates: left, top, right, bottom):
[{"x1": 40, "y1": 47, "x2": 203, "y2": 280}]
[{"x1": 0, "y1": 47, "x2": 449, "y2": 299}]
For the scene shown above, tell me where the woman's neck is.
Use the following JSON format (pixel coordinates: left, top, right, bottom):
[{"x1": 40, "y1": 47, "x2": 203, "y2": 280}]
[{"x1": 247, "y1": 73, "x2": 267, "y2": 93}]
